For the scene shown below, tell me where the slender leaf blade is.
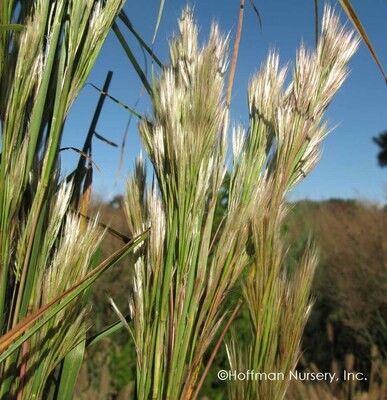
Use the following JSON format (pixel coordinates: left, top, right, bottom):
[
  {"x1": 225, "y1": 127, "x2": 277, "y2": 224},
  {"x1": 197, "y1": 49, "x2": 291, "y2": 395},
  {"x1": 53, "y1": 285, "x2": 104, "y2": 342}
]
[
  {"x1": 118, "y1": 9, "x2": 163, "y2": 67},
  {"x1": 152, "y1": 0, "x2": 165, "y2": 44},
  {"x1": 112, "y1": 22, "x2": 152, "y2": 94},
  {"x1": 339, "y1": 0, "x2": 387, "y2": 83},
  {"x1": 88, "y1": 82, "x2": 144, "y2": 119},
  {"x1": 0, "y1": 24, "x2": 24, "y2": 32},
  {"x1": 56, "y1": 338, "x2": 86, "y2": 400},
  {"x1": 86, "y1": 318, "x2": 126, "y2": 347}
]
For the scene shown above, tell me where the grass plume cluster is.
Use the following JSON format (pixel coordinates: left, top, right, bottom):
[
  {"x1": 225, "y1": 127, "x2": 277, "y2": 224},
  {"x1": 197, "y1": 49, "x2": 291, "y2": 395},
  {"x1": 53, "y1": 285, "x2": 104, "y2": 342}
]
[
  {"x1": 119, "y1": 5, "x2": 359, "y2": 400},
  {"x1": 227, "y1": 8, "x2": 359, "y2": 400}
]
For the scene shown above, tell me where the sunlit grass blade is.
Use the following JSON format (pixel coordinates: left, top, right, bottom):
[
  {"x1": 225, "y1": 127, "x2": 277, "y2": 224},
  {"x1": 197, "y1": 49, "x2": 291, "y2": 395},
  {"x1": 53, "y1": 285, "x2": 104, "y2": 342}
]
[
  {"x1": 152, "y1": 0, "x2": 165, "y2": 44},
  {"x1": 25, "y1": 5, "x2": 64, "y2": 182},
  {"x1": 227, "y1": 0, "x2": 245, "y2": 107},
  {"x1": 193, "y1": 299, "x2": 243, "y2": 400},
  {"x1": 339, "y1": 0, "x2": 387, "y2": 83},
  {"x1": 0, "y1": 0, "x2": 152, "y2": 396}
]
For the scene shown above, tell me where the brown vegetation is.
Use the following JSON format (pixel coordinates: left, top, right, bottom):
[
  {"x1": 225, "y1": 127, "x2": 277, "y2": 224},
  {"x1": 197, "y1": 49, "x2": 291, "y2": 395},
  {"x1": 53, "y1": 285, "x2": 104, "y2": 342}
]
[{"x1": 286, "y1": 199, "x2": 386, "y2": 400}]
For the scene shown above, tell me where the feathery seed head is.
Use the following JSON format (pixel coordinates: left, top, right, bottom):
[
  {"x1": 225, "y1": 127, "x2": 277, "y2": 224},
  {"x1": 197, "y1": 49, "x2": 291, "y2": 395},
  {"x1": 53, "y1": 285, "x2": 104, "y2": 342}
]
[
  {"x1": 139, "y1": 6, "x2": 228, "y2": 210},
  {"x1": 249, "y1": 51, "x2": 287, "y2": 120},
  {"x1": 147, "y1": 186, "x2": 166, "y2": 259},
  {"x1": 232, "y1": 124, "x2": 245, "y2": 161},
  {"x1": 320, "y1": 5, "x2": 360, "y2": 68},
  {"x1": 170, "y1": 6, "x2": 199, "y2": 68}
]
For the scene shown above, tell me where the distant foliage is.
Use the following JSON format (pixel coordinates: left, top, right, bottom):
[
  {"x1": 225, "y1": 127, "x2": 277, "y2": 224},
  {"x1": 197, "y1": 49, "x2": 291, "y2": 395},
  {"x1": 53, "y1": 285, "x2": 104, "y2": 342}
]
[
  {"x1": 373, "y1": 131, "x2": 387, "y2": 167},
  {"x1": 287, "y1": 200, "x2": 386, "y2": 378}
]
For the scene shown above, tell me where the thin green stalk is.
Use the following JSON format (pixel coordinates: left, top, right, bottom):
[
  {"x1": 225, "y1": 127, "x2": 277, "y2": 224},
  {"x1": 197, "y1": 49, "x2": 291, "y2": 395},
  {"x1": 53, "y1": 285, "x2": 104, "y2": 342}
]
[
  {"x1": 11, "y1": 193, "x2": 46, "y2": 328},
  {"x1": 112, "y1": 22, "x2": 152, "y2": 95},
  {"x1": 25, "y1": 14, "x2": 64, "y2": 181},
  {"x1": 118, "y1": 10, "x2": 163, "y2": 67}
]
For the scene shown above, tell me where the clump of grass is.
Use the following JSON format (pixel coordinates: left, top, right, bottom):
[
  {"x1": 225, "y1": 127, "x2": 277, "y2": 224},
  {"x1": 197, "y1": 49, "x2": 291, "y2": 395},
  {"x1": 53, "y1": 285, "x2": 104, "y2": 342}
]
[
  {"x1": 124, "y1": 11, "x2": 235, "y2": 398},
  {"x1": 0, "y1": 0, "x2": 128, "y2": 397},
  {"x1": 227, "y1": 6, "x2": 359, "y2": 399},
  {"x1": 14, "y1": 185, "x2": 105, "y2": 398},
  {"x1": 118, "y1": 5, "x2": 359, "y2": 400}
]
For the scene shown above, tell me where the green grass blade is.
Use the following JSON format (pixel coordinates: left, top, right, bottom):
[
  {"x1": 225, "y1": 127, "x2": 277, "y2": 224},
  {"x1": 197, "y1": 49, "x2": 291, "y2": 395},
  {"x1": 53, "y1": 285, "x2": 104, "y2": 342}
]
[
  {"x1": 118, "y1": 10, "x2": 163, "y2": 67},
  {"x1": 86, "y1": 318, "x2": 126, "y2": 347},
  {"x1": 0, "y1": 24, "x2": 24, "y2": 32},
  {"x1": 17, "y1": 201, "x2": 47, "y2": 321},
  {"x1": 42, "y1": 22, "x2": 72, "y2": 187},
  {"x1": 112, "y1": 22, "x2": 152, "y2": 94},
  {"x1": 56, "y1": 338, "x2": 86, "y2": 400},
  {"x1": 25, "y1": 9, "x2": 64, "y2": 180},
  {"x1": 152, "y1": 0, "x2": 165, "y2": 44}
]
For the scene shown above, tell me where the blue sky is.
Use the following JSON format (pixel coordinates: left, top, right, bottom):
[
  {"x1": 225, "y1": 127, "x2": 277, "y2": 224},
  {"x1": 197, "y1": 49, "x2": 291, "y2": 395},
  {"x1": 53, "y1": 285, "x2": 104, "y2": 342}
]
[{"x1": 63, "y1": 0, "x2": 387, "y2": 203}]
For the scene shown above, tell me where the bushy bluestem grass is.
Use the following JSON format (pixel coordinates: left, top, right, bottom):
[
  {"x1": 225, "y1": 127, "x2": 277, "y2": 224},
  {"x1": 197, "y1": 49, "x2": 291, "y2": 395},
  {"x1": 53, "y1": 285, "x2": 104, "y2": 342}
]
[
  {"x1": 121, "y1": 5, "x2": 359, "y2": 400},
  {"x1": 0, "y1": 0, "x2": 125, "y2": 397},
  {"x1": 227, "y1": 6, "x2": 359, "y2": 400}
]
